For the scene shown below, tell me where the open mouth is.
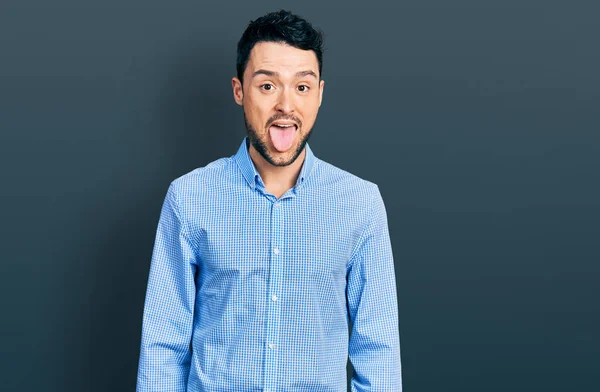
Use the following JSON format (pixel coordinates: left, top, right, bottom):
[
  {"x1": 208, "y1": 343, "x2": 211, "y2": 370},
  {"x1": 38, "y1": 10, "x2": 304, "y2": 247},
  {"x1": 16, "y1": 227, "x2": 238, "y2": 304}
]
[{"x1": 270, "y1": 123, "x2": 298, "y2": 131}]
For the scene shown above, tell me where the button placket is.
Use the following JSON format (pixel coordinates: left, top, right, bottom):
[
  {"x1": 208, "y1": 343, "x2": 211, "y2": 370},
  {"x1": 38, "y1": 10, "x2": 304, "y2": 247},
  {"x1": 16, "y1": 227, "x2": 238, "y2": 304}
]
[{"x1": 264, "y1": 199, "x2": 284, "y2": 391}]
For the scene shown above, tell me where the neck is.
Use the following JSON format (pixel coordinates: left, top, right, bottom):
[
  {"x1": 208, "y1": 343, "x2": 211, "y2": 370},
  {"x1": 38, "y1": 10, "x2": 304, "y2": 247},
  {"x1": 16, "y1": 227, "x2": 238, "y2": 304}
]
[{"x1": 248, "y1": 143, "x2": 306, "y2": 191}]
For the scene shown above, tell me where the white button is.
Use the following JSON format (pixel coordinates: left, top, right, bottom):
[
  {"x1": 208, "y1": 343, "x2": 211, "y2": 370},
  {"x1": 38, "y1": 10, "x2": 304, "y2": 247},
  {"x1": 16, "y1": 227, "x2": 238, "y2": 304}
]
[
  {"x1": 273, "y1": 247, "x2": 280, "y2": 255},
  {"x1": 272, "y1": 295, "x2": 277, "y2": 301},
  {"x1": 269, "y1": 343, "x2": 276, "y2": 349},
  {"x1": 274, "y1": 202, "x2": 280, "y2": 208}
]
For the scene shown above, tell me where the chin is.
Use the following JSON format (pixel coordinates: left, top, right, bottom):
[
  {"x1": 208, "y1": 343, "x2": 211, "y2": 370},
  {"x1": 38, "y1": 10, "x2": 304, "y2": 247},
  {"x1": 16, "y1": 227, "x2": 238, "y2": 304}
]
[
  {"x1": 266, "y1": 150, "x2": 299, "y2": 167},
  {"x1": 262, "y1": 140, "x2": 301, "y2": 166}
]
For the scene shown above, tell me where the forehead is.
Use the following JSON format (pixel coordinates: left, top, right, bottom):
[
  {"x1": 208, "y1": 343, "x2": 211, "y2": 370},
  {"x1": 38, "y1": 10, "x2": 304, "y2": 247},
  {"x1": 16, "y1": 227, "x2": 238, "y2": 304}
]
[{"x1": 247, "y1": 41, "x2": 319, "y2": 77}]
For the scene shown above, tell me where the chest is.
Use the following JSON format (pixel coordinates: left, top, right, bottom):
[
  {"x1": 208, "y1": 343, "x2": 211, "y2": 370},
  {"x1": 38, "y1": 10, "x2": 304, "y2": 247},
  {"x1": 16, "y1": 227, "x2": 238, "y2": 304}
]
[{"x1": 191, "y1": 197, "x2": 358, "y2": 285}]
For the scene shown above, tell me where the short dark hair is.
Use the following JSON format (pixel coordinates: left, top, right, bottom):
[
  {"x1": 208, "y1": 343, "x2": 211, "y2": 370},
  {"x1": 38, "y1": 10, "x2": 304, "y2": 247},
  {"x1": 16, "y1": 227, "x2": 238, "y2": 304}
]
[{"x1": 236, "y1": 10, "x2": 324, "y2": 85}]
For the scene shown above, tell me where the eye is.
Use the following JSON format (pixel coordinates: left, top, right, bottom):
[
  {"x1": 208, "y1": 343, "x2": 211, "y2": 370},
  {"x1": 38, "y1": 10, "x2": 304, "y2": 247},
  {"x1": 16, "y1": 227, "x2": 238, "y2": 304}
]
[
  {"x1": 297, "y1": 85, "x2": 310, "y2": 92},
  {"x1": 260, "y1": 83, "x2": 274, "y2": 91}
]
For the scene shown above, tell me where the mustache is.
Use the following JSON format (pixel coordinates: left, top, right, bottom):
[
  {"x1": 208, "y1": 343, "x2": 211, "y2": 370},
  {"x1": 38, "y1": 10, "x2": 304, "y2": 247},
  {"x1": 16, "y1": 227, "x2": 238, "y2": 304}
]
[{"x1": 266, "y1": 115, "x2": 302, "y2": 128}]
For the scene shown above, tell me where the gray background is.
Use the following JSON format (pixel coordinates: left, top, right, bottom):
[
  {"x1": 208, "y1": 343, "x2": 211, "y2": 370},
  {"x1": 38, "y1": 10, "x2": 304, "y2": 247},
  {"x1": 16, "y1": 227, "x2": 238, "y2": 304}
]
[{"x1": 1, "y1": 0, "x2": 598, "y2": 391}]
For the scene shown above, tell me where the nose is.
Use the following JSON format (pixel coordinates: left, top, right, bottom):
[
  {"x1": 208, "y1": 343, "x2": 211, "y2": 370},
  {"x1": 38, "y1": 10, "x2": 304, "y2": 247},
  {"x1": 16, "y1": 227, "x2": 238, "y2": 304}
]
[{"x1": 275, "y1": 87, "x2": 295, "y2": 114}]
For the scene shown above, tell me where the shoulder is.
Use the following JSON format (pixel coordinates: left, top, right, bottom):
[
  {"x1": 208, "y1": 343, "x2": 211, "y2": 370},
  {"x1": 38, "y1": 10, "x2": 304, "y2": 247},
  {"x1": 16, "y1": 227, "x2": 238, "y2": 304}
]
[
  {"x1": 159, "y1": 156, "x2": 236, "y2": 227},
  {"x1": 167, "y1": 156, "x2": 233, "y2": 198},
  {"x1": 312, "y1": 157, "x2": 381, "y2": 200},
  {"x1": 309, "y1": 157, "x2": 385, "y2": 228}
]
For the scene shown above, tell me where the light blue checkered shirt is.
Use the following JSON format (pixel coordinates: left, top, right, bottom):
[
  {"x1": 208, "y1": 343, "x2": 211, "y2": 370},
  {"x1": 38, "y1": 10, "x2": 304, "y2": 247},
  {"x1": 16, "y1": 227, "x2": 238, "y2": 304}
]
[{"x1": 136, "y1": 137, "x2": 402, "y2": 391}]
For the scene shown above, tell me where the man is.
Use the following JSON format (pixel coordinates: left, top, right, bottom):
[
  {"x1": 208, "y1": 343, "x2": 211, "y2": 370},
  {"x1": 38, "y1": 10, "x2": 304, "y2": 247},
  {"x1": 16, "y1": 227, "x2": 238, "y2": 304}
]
[{"x1": 136, "y1": 9, "x2": 402, "y2": 392}]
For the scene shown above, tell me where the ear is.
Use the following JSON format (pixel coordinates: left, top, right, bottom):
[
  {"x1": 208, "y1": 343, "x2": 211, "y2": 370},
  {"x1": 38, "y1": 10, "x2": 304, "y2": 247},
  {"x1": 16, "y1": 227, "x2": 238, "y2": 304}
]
[
  {"x1": 232, "y1": 77, "x2": 244, "y2": 106},
  {"x1": 318, "y1": 79, "x2": 325, "y2": 107}
]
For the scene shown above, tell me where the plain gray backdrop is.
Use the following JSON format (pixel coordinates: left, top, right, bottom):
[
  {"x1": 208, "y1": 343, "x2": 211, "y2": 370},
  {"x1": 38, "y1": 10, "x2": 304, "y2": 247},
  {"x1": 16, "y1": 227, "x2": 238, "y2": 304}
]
[{"x1": 1, "y1": 0, "x2": 598, "y2": 391}]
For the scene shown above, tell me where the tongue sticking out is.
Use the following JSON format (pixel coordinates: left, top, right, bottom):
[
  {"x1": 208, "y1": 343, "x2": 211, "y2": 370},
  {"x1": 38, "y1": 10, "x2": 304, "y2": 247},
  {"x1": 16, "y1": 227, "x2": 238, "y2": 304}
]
[{"x1": 269, "y1": 125, "x2": 296, "y2": 152}]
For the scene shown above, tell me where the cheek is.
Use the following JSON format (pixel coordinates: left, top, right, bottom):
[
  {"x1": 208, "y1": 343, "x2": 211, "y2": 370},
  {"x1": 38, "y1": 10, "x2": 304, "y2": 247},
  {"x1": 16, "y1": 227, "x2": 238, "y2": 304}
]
[
  {"x1": 245, "y1": 94, "x2": 273, "y2": 124},
  {"x1": 243, "y1": 104, "x2": 266, "y2": 128},
  {"x1": 300, "y1": 100, "x2": 321, "y2": 125}
]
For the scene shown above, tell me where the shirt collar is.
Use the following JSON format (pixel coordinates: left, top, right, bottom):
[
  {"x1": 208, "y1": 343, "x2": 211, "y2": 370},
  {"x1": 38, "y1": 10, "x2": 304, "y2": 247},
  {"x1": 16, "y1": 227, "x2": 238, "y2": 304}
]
[{"x1": 234, "y1": 136, "x2": 316, "y2": 191}]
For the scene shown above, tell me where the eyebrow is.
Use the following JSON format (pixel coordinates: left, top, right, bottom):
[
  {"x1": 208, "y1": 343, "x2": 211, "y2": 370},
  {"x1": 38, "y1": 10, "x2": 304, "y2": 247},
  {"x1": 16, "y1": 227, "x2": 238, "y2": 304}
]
[{"x1": 252, "y1": 69, "x2": 318, "y2": 79}]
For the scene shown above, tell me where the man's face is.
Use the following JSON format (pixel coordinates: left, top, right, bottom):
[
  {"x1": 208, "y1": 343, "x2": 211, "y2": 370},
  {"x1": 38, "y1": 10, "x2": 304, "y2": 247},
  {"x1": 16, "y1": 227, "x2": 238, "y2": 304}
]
[{"x1": 232, "y1": 41, "x2": 324, "y2": 167}]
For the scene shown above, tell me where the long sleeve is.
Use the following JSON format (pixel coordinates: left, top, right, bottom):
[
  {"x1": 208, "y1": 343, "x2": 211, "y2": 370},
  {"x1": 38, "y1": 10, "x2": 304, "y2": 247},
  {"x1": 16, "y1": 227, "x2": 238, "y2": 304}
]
[
  {"x1": 136, "y1": 183, "x2": 198, "y2": 392},
  {"x1": 346, "y1": 185, "x2": 402, "y2": 391}
]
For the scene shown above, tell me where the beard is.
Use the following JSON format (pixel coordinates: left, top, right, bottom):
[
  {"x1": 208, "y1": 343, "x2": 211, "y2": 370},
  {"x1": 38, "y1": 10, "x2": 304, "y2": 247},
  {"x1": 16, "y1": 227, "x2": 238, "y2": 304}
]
[{"x1": 244, "y1": 112, "x2": 312, "y2": 167}]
